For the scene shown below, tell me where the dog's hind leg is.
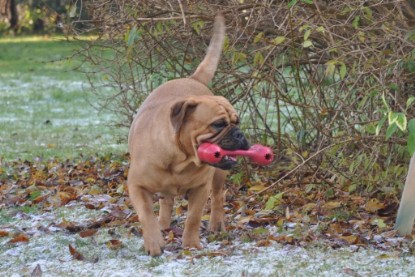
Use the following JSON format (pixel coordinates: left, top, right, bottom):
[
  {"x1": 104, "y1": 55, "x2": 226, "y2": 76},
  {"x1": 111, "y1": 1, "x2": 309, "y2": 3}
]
[
  {"x1": 159, "y1": 195, "x2": 174, "y2": 230},
  {"x1": 182, "y1": 184, "x2": 210, "y2": 249}
]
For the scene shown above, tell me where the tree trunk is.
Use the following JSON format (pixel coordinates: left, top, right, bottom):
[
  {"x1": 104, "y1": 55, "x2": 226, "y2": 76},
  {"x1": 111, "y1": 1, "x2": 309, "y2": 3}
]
[{"x1": 0, "y1": 0, "x2": 18, "y2": 33}]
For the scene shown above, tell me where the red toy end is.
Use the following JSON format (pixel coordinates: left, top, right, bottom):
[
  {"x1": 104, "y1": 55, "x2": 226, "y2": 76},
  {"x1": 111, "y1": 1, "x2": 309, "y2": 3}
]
[
  {"x1": 248, "y1": 144, "x2": 274, "y2": 165},
  {"x1": 197, "y1": 143, "x2": 223, "y2": 164}
]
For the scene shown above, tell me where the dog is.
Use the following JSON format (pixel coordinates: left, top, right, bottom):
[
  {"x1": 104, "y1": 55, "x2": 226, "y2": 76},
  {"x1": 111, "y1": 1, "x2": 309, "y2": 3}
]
[{"x1": 127, "y1": 14, "x2": 250, "y2": 256}]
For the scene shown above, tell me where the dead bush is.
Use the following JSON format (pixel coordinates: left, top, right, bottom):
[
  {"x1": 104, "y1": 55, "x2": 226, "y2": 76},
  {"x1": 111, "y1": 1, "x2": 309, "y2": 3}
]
[{"x1": 69, "y1": 0, "x2": 415, "y2": 193}]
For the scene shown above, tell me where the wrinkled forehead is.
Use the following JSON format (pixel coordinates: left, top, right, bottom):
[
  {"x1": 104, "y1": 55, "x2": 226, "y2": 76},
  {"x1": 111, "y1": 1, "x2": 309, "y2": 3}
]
[{"x1": 212, "y1": 96, "x2": 238, "y2": 121}]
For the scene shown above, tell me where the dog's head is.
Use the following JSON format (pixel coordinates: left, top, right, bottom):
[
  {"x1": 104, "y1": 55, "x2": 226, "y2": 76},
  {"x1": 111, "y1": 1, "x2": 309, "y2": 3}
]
[{"x1": 171, "y1": 95, "x2": 250, "y2": 170}]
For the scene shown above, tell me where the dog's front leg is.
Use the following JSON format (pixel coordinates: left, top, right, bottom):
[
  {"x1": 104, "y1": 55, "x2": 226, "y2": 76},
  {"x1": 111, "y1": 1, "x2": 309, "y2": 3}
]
[
  {"x1": 129, "y1": 185, "x2": 165, "y2": 256},
  {"x1": 208, "y1": 169, "x2": 227, "y2": 232},
  {"x1": 182, "y1": 184, "x2": 209, "y2": 249}
]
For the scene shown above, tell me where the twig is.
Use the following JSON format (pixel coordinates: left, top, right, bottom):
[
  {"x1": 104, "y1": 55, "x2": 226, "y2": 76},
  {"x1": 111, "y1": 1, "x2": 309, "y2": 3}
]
[{"x1": 253, "y1": 138, "x2": 354, "y2": 196}]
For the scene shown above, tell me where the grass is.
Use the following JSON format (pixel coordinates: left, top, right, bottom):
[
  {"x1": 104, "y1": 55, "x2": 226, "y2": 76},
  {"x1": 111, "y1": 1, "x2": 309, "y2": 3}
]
[{"x1": 0, "y1": 36, "x2": 126, "y2": 161}]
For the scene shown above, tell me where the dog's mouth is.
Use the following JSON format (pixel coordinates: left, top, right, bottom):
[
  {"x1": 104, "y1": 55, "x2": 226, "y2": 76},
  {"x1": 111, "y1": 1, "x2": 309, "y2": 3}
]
[
  {"x1": 200, "y1": 125, "x2": 250, "y2": 170},
  {"x1": 209, "y1": 155, "x2": 237, "y2": 170}
]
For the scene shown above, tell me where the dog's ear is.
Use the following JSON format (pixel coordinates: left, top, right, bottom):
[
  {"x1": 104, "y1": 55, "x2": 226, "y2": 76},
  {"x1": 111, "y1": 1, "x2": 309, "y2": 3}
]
[{"x1": 170, "y1": 99, "x2": 198, "y2": 133}]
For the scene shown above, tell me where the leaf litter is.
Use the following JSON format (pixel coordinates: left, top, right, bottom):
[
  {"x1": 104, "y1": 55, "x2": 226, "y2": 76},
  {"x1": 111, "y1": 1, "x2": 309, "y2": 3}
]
[{"x1": 1, "y1": 155, "x2": 415, "y2": 276}]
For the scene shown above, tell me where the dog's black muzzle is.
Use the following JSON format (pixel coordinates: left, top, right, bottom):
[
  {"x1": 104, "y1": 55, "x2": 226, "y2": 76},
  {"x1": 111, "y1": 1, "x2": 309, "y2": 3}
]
[{"x1": 209, "y1": 126, "x2": 250, "y2": 170}]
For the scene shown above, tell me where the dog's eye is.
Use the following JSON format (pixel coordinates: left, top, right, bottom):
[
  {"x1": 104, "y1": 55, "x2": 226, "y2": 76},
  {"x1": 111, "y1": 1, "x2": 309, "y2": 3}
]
[{"x1": 211, "y1": 120, "x2": 228, "y2": 129}]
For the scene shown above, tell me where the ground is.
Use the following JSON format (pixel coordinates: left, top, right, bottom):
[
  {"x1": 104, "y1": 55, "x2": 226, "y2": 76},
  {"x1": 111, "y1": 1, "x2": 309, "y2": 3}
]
[{"x1": 0, "y1": 36, "x2": 414, "y2": 277}]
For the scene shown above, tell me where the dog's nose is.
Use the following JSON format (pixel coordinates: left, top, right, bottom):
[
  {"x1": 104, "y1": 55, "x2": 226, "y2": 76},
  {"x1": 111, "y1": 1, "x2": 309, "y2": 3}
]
[
  {"x1": 234, "y1": 129, "x2": 244, "y2": 140},
  {"x1": 232, "y1": 128, "x2": 250, "y2": 150}
]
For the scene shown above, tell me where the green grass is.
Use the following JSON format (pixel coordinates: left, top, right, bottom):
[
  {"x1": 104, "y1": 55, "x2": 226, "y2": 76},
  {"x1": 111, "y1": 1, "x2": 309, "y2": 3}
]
[{"x1": 0, "y1": 36, "x2": 126, "y2": 160}]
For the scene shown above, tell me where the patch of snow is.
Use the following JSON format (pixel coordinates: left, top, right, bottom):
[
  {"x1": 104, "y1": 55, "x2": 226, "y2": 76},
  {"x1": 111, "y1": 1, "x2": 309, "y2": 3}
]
[
  {"x1": 0, "y1": 75, "x2": 87, "y2": 94},
  {"x1": 1, "y1": 205, "x2": 415, "y2": 276}
]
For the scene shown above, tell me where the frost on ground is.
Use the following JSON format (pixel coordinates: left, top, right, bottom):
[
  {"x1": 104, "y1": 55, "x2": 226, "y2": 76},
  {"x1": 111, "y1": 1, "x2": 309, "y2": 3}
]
[
  {"x1": 1, "y1": 204, "x2": 414, "y2": 277},
  {"x1": 0, "y1": 74, "x2": 126, "y2": 160}
]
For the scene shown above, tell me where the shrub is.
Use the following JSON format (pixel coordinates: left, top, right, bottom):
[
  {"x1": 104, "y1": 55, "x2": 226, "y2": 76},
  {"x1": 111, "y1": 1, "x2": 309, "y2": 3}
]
[{"x1": 69, "y1": 0, "x2": 415, "y2": 192}]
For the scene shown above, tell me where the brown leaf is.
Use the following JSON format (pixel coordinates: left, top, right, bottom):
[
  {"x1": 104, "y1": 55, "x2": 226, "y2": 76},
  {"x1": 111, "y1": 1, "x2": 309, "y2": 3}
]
[
  {"x1": 365, "y1": 198, "x2": 385, "y2": 213},
  {"x1": 106, "y1": 239, "x2": 122, "y2": 250},
  {"x1": 0, "y1": 230, "x2": 9, "y2": 237},
  {"x1": 256, "y1": 239, "x2": 272, "y2": 247},
  {"x1": 322, "y1": 201, "x2": 342, "y2": 210},
  {"x1": 57, "y1": 219, "x2": 81, "y2": 233},
  {"x1": 33, "y1": 194, "x2": 48, "y2": 204},
  {"x1": 380, "y1": 229, "x2": 398, "y2": 238},
  {"x1": 301, "y1": 203, "x2": 317, "y2": 213},
  {"x1": 248, "y1": 184, "x2": 267, "y2": 191},
  {"x1": 84, "y1": 203, "x2": 98, "y2": 210},
  {"x1": 129, "y1": 227, "x2": 142, "y2": 237},
  {"x1": 79, "y1": 229, "x2": 97, "y2": 238},
  {"x1": 194, "y1": 251, "x2": 228, "y2": 258},
  {"x1": 269, "y1": 235, "x2": 295, "y2": 244},
  {"x1": 58, "y1": 191, "x2": 72, "y2": 205},
  {"x1": 166, "y1": 230, "x2": 175, "y2": 243},
  {"x1": 127, "y1": 214, "x2": 139, "y2": 223},
  {"x1": 339, "y1": 235, "x2": 358, "y2": 244},
  {"x1": 328, "y1": 222, "x2": 350, "y2": 234},
  {"x1": 31, "y1": 264, "x2": 42, "y2": 277},
  {"x1": 9, "y1": 233, "x2": 29, "y2": 243},
  {"x1": 68, "y1": 244, "x2": 85, "y2": 261},
  {"x1": 237, "y1": 215, "x2": 253, "y2": 225}
]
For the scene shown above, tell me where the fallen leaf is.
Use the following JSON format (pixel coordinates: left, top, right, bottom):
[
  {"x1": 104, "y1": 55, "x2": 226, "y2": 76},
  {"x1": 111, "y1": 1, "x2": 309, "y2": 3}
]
[
  {"x1": 79, "y1": 229, "x2": 98, "y2": 238},
  {"x1": 322, "y1": 201, "x2": 342, "y2": 210},
  {"x1": 339, "y1": 235, "x2": 358, "y2": 244},
  {"x1": 30, "y1": 264, "x2": 42, "y2": 277},
  {"x1": 84, "y1": 203, "x2": 98, "y2": 210},
  {"x1": 237, "y1": 215, "x2": 253, "y2": 225},
  {"x1": 33, "y1": 194, "x2": 48, "y2": 204},
  {"x1": 166, "y1": 230, "x2": 175, "y2": 243},
  {"x1": 68, "y1": 244, "x2": 85, "y2": 261},
  {"x1": 365, "y1": 198, "x2": 385, "y2": 213},
  {"x1": 343, "y1": 268, "x2": 360, "y2": 277},
  {"x1": 377, "y1": 253, "x2": 391, "y2": 259},
  {"x1": 370, "y1": 218, "x2": 386, "y2": 229},
  {"x1": 301, "y1": 203, "x2": 316, "y2": 213},
  {"x1": 256, "y1": 239, "x2": 272, "y2": 247},
  {"x1": 248, "y1": 184, "x2": 267, "y2": 191},
  {"x1": 194, "y1": 251, "x2": 228, "y2": 258},
  {"x1": 329, "y1": 222, "x2": 347, "y2": 234},
  {"x1": 58, "y1": 219, "x2": 80, "y2": 232},
  {"x1": 9, "y1": 233, "x2": 29, "y2": 243},
  {"x1": 269, "y1": 235, "x2": 295, "y2": 244},
  {"x1": 106, "y1": 239, "x2": 122, "y2": 250},
  {"x1": 201, "y1": 214, "x2": 210, "y2": 221},
  {"x1": 0, "y1": 230, "x2": 9, "y2": 237}
]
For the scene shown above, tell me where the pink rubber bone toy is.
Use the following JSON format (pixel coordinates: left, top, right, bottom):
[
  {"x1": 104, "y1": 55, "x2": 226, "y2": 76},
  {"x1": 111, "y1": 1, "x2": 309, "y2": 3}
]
[{"x1": 197, "y1": 143, "x2": 274, "y2": 165}]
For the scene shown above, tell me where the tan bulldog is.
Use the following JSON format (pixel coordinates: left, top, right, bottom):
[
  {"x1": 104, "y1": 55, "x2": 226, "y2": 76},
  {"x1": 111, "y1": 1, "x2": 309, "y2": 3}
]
[{"x1": 127, "y1": 14, "x2": 250, "y2": 256}]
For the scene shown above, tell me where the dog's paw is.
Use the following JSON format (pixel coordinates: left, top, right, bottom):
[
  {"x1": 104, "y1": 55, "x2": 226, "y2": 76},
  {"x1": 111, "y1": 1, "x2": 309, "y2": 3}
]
[
  {"x1": 144, "y1": 232, "x2": 166, "y2": 256},
  {"x1": 182, "y1": 237, "x2": 202, "y2": 250},
  {"x1": 208, "y1": 219, "x2": 226, "y2": 233},
  {"x1": 158, "y1": 218, "x2": 171, "y2": 230}
]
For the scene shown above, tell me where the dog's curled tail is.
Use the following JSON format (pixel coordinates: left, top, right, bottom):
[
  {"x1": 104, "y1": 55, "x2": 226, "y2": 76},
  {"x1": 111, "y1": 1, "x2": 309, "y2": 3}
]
[
  {"x1": 395, "y1": 153, "x2": 415, "y2": 235},
  {"x1": 191, "y1": 14, "x2": 225, "y2": 85}
]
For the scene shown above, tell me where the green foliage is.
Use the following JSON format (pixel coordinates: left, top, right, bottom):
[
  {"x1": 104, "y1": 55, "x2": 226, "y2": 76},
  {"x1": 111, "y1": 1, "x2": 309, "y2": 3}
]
[{"x1": 264, "y1": 192, "x2": 284, "y2": 210}]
